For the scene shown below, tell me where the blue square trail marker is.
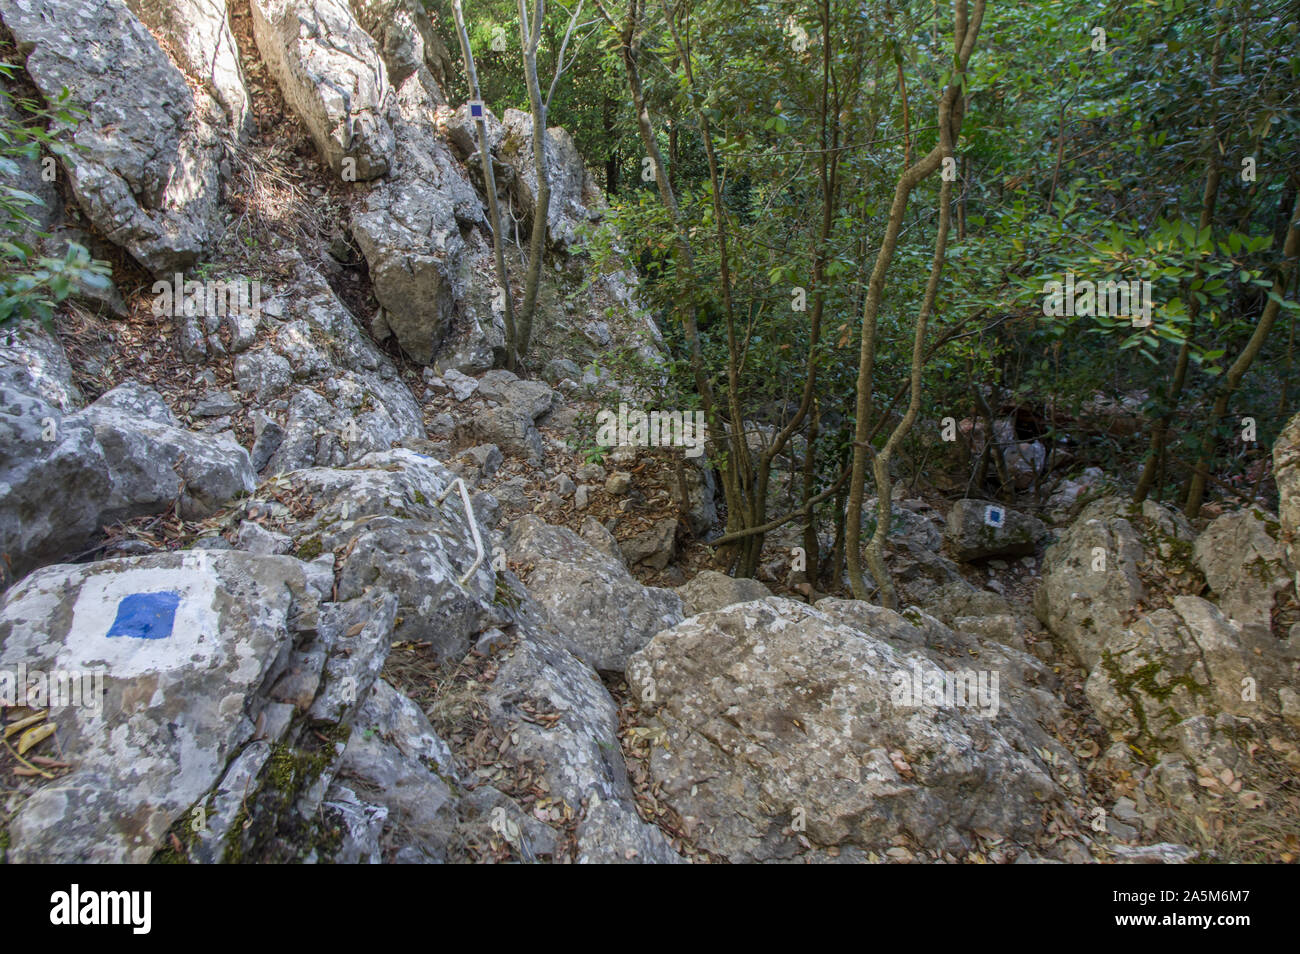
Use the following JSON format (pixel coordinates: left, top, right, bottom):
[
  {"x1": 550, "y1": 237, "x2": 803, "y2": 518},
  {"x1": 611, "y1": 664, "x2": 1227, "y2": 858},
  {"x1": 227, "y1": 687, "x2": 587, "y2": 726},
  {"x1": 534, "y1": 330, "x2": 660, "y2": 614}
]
[
  {"x1": 469, "y1": 100, "x2": 485, "y2": 119},
  {"x1": 984, "y1": 505, "x2": 1005, "y2": 529},
  {"x1": 106, "y1": 592, "x2": 181, "y2": 640}
]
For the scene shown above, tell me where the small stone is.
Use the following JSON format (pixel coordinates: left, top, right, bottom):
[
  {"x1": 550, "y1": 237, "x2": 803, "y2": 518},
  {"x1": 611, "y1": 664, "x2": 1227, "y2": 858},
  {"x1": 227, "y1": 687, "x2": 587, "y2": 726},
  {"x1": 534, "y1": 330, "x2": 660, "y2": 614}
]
[
  {"x1": 441, "y1": 368, "x2": 479, "y2": 402},
  {"x1": 474, "y1": 628, "x2": 510, "y2": 657},
  {"x1": 427, "y1": 412, "x2": 455, "y2": 437},
  {"x1": 605, "y1": 472, "x2": 632, "y2": 496},
  {"x1": 236, "y1": 521, "x2": 293, "y2": 555},
  {"x1": 1109, "y1": 843, "x2": 1197, "y2": 864},
  {"x1": 1105, "y1": 817, "x2": 1138, "y2": 842},
  {"x1": 555, "y1": 473, "x2": 576, "y2": 497},
  {"x1": 1112, "y1": 797, "x2": 1141, "y2": 826},
  {"x1": 1279, "y1": 687, "x2": 1300, "y2": 728},
  {"x1": 192, "y1": 534, "x2": 233, "y2": 551},
  {"x1": 192, "y1": 389, "x2": 240, "y2": 417},
  {"x1": 619, "y1": 517, "x2": 678, "y2": 570},
  {"x1": 249, "y1": 419, "x2": 285, "y2": 473},
  {"x1": 459, "y1": 444, "x2": 503, "y2": 478}
]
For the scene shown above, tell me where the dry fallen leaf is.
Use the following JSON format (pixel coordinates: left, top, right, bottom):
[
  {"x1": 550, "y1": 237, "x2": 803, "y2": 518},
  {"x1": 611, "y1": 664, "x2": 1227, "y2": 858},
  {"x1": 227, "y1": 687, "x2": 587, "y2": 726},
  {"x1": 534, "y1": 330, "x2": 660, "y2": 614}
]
[
  {"x1": 1238, "y1": 790, "x2": 1265, "y2": 809},
  {"x1": 17, "y1": 722, "x2": 56, "y2": 755},
  {"x1": 1074, "y1": 739, "x2": 1100, "y2": 758},
  {"x1": 4, "y1": 711, "x2": 47, "y2": 739}
]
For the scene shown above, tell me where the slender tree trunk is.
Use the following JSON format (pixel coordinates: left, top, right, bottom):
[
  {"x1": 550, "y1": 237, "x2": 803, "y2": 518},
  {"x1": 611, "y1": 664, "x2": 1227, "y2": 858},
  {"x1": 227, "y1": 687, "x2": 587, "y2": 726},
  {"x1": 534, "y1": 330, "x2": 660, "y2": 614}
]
[
  {"x1": 1134, "y1": 18, "x2": 1227, "y2": 503},
  {"x1": 749, "y1": 0, "x2": 847, "y2": 577},
  {"x1": 846, "y1": 0, "x2": 984, "y2": 600},
  {"x1": 603, "y1": 94, "x2": 619, "y2": 194},
  {"x1": 663, "y1": 0, "x2": 758, "y2": 573},
  {"x1": 516, "y1": 0, "x2": 550, "y2": 363},
  {"x1": 451, "y1": 0, "x2": 517, "y2": 369},
  {"x1": 864, "y1": 146, "x2": 954, "y2": 609},
  {"x1": 800, "y1": 398, "x2": 822, "y2": 584},
  {"x1": 1185, "y1": 190, "x2": 1300, "y2": 517}
]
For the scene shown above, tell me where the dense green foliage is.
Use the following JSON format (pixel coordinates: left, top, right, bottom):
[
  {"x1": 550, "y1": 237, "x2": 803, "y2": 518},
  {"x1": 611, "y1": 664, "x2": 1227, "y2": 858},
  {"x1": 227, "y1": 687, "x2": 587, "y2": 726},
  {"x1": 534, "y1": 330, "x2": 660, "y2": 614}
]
[
  {"x1": 0, "y1": 64, "x2": 111, "y2": 326},
  {"x1": 437, "y1": 0, "x2": 1300, "y2": 580}
]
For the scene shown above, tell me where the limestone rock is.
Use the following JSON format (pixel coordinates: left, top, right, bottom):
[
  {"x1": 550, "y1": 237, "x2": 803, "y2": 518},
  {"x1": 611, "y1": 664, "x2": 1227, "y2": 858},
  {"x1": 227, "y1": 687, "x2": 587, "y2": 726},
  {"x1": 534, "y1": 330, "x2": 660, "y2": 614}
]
[
  {"x1": 352, "y1": 75, "x2": 486, "y2": 364},
  {"x1": 326, "y1": 678, "x2": 459, "y2": 862},
  {"x1": 1193, "y1": 509, "x2": 1292, "y2": 637},
  {"x1": 505, "y1": 515, "x2": 683, "y2": 671},
  {"x1": 458, "y1": 404, "x2": 544, "y2": 462},
  {"x1": 479, "y1": 604, "x2": 678, "y2": 862},
  {"x1": 0, "y1": 550, "x2": 328, "y2": 862},
  {"x1": 348, "y1": 0, "x2": 452, "y2": 96},
  {"x1": 77, "y1": 382, "x2": 256, "y2": 522},
  {"x1": 675, "y1": 569, "x2": 771, "y2": 616},
  {"x1": 1033, "y1": 496, "x2": 1191, "y2": 671},
  {"x1": 0, "y1": 386, "x2": 110, "y2": 585},
  {"x1": 497, "y1": 108, "x2": 602, "y2": 250},
  {"x1": 127, "y1": 0, "x2": 253, "y2": 137},
  {"x1": 945, "y1": 498, "x2": 1046, "y2": 561},
  {"x1": 618, "y1": 517, "x2": 678, "y2": 571},
  {"x1": 250, "y1": 0, "x2": 393, "y2": 179},
  {"x1": 1274, "y1": 411, "x2": 1300, "y2": 590},
  {"x1": 0, "y1": 0, "x2": 223, "y2": 273},
  {"x1": 627, "y1": 597, "x2": 1075, "y2": 862}
]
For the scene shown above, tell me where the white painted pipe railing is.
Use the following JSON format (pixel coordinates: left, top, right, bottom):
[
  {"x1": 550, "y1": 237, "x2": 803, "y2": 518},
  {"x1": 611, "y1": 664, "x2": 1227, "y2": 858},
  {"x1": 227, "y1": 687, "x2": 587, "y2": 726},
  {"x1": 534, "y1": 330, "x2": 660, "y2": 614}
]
[{"x1": 436, "y1": 477, "x2": 485, "y2": 586}]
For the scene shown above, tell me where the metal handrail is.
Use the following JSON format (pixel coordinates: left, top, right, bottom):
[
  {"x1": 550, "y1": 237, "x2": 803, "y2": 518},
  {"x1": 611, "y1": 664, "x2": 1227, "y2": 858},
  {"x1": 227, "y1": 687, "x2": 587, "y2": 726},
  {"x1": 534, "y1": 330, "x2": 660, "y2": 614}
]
[{"x1": 436, "y1": 477, "x2": 485, "y2": 585}]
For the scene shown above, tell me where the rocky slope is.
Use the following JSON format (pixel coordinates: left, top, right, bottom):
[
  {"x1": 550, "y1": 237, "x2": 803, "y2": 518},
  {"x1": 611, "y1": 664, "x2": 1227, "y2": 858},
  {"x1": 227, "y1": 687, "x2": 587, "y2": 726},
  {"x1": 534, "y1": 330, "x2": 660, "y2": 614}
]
[{"x1": 0, "y1": 0, "x2": 1297, "y2": 864}]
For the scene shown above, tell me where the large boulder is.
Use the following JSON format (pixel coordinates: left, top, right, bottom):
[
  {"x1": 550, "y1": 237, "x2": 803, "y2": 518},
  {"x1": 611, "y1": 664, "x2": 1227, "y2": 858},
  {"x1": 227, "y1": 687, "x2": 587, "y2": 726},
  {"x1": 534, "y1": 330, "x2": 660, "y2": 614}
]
[
  {"x1": 626, "y1": 597, "x2": 1077, "y2": 862},
  {"x1": 476, "y1": 600, "x2": 681, "y2": 863},
  {"x1": 1034, "y1": 495, "x2": 1300, "y2": 777},
  {"x1": 250, "y1": 0, "x2": 394, "y2": 180},
  {"x1": 236, "y1": 449, "x2": 501, "y2": 662},
  {"x1": 852, "y1": 498, "x2": 966, "y2": 606},
  {"x1": 0, "y1": 550, "x2": 336, "y2": 862},
  {"x1": 348, "y1": 0, "x2": 453, "y2": 97},
  {"x1": 1033, "y1": 496, "x2": 1192, "y2": 671},
  {"x1": 238, "y1": 253, "x2": 424, "y2": 472},
  {"x1": 1084, "y1": 595, "x2": 1300, "y2": 749},
  {"x1": 324, "y1": 678, "x2": 460, "y2": 862},
  {"x1": 0, "y1": 0, "x2": 224, "y2": 273},
  {"x1": 0, "y1": 322, "x2": 82, "y2": 411},
  {"x1": 353, "y1": 76, "x2": 489, "y2": 364},
  {"x1": 497, "y1": 108, "x2": 602, "y2": 250},
  {"x1": 1193, "y1": 509, "x2": 1292, "y2": 638},
  {"x1": 126, "y1": 0, "x2": 253, "y2": 138},
  {"x1": 675, "y1": 569, "x2": 770, "y2": 616},
  {"x1": 945, "y1": 498, "x2": 1046, "y2": 561},
  {"x1": 76, "y1": 382, "x2": 256, "y2": 521},
  {"x1": 0, "y1": 325, "x2": 109, "y2": 584},
  {"x1": 1273, "y1": 410, "x2": 1300, "y2": 591},
  {"x1": 0, "y1": 386, "x2": 110, "y2": 586},
  {"x1": 504, "y1": 515, "x2": 684, "y2": 672}
]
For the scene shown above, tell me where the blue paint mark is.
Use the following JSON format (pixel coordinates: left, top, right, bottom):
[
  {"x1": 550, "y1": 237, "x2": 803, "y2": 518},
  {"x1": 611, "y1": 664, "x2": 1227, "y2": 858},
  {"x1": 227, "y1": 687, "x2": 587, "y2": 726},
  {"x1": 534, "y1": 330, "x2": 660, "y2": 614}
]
[
  {"x1": 470, "y1": 101, "x2": 485, "y2": 118},
  {"x1": 984, "y1": 505, "x2": 1006, "y2": 529},
  {"x1": 106, "y1": 592, "x2": 181, "y2": 640}
]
